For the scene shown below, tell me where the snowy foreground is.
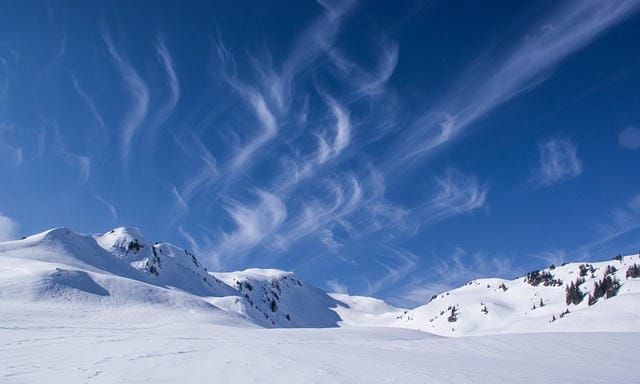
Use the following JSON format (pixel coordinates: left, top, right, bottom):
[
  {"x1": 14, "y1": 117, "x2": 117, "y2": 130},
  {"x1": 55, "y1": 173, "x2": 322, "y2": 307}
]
[
  {"x1": 2, "y1": 303, "x2": 639, "y2": 383},
  {"x1": 1, "y1": 227, "x2": 640, "y2": 382}
]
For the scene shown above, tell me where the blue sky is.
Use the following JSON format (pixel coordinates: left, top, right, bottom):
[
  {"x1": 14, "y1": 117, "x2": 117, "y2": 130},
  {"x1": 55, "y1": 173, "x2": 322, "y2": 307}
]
[{"x1": 1, "y1": 0, "x2": 639, "y2": 306}]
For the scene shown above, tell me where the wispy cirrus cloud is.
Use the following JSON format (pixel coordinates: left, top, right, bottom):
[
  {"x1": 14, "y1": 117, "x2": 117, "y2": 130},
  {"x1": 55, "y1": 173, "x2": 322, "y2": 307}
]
[
  {"x1": 327, "y1": 34, "x2": 399, "y2": 98},
  {"x1": 280, "y1": 173, "x2": 363, "y2": 246},
  {"x1": 367, "y1": 247, "x2": 418, "y2": 295},
  {"x1": 397, "y1": 247, "x2": 519, "y2": 307},
  {"x1": 151, "y1": 37, "x2": 180, "y2": 129},
  {"x1": 212, "y1": 39, "x2": 280, "y2": 178},
  {"x1": 102, "y1": 28, "x2": 149, "y2": 164},
  {"x1": 326, "y1": 278, "x2": 348, "y2": 294},
  {"x1": 168, "y1": 131, "x2": 220, "y2": 226},
  {"x1": 230, "y1": 89, "x2": 278, "y2": 174},
  {"x1": 581, "y1": 192, "x2": 640, "y2": 255},
  {"x1": 266, "y1": 166, "x2": 407, "y2": 256},
  {"x1": 96, "y1": 194, "x2": 118, "y2": 221},
  {"x1": 0, "y1": 212, "x2": 19, "y2": 242},
  {"x1": 0, "y1": 122, "x2": 23, "y2": 166},
  {"x1": 390, "y1": 0, "x2": 640, "y2": 169},
  {"x1": 534, "y1": 249, "x2": 568, "y2": 268},
  {"x1": 320, "y1": 229, "x2": 343, "y2": 252},
  {"x1": 418, "y1": 168, "x2": 488, "y2": 224},
  {"x1": 531, "y1": 137, "x2": 582, "y2": 186},
  {"x1": 619, "y1": 126, "x2": 640, "y2": 150},
  {"x1": 320, "y1": 96, "x2": 351, "y2": 161},
  {"x1": 49, "y1": 121, "x2": 91, "y2": 183},
  {"x1": 68, "y1": 70, "x2": 107, "y2": 135},
  {"x1": 267, "y1": 0, "x2": 357, "y2": 111},
  {"x1": 214, "y1": 189, "x2": 287, "y2": 262},
  {"x1": 534, "y1": 193, "x2": 640, "y2": 266}
]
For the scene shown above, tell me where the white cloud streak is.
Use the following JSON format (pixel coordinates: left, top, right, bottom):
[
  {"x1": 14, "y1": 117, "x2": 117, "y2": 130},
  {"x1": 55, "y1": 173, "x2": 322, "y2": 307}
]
[
  {"x1": 214, "y1": 189, "x2": 287, "y2": 261},
  {"x1": 398, "y1": 247, "x2": 518, "y2": 307},
  {"x1": 229, "y1": 89, "x2": 278, "y2": 173},
  {"x1": 96, "y1": 194, "x2": 118, "y2": 221},
  {"x1": 418, "y1": 168, "x2": 488, "y2": 224},
  {"x1": 168, "y1": 131, "x2": 220, "y2": 225},
  {"x1": 326, "y1": 279, "x2": 348, "y2": 294},
  {"x1": 0, "y1": 122, "x2": 23, "y2": 166},
  {"x1": 102, "y1": 29, "x2": 149, "y2": 164},
  {"x1": 532, "y1": 137, "x2": 582, "y2": 186},
  {"x1": 68, "y1": 70, "x2": 107, "y2": 133},
  {"x1": 153, "y1": 37, "x2": 180, "y2": 127},
  {"x1": 50, "y1": 121, "x2": 91, "y2": 183},
  {"x1": 391, "y1": 0, "x2": 640, "y2": 168},
  {"x1": 581, "y1": 193, "x2": 640, "y2": 254},
  {"x1": 269, "y1": 0, "x2": 357, "y2": 111},
  {"x1": 368, "y1": 247, "x2": 418, "y2": 295},
  {"x1": 0, "y1": 213, "x2": 19, "y2": 241},
  {"x1": 328, "y1": 35, "x2": 399, "y2": 98}
]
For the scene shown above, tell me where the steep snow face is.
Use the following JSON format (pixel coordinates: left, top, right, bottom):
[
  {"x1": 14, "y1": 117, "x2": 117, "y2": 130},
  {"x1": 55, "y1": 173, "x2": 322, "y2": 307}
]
[
  {"x1": 214, "y1": 269, "x2": 342, "y2": 328},
  {"x1": 94, "y1": 227, "x2": 236, "y2": 297},
  {"x1": 0, "y1": 227, "x2": 236, "y2": 305},
  {"x1": 393, "y1": 255, "x2": 640, "y2": 336},
  {"x1": 0, "y1": 227, "x2": 342, "y2": 328}
]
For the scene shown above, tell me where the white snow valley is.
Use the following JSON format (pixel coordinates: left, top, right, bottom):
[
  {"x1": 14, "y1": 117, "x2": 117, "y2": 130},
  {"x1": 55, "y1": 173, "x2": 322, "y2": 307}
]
[{"x1": 1, "y1": 226, "x2": 639, "y2": 383}]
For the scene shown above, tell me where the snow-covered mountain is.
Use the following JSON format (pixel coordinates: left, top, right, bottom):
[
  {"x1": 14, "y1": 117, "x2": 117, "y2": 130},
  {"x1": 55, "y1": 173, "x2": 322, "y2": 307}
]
[
  {"x1": 392, "y1": 255, "x2": 640, "y2": 336},
  {"x1": 1, "y1": 226, "x2": 639, "y2": 335},
  {"x1": 0, "y1": 226, "x2": 344, "y2": 328}
]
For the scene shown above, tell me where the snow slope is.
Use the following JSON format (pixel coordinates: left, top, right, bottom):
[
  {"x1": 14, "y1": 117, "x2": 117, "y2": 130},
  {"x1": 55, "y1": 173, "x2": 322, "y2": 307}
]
[
  {"x1": 0, "y1": 227, "x2": 345, "y2": 327},
  {"x1": 1, "y1": 302, "x2": 639, "y2": 383},
  {"x1": 214, "y1": 269, "x2": 342, "y2": 328},
  {"x1": 2, "y1": 226, "x2": 640, "y2": 335},
  {"x1": 392, "y1": 255, "x2": 640, "y2": 336},
  {"x1": 2, "y1": 226, "x2": 640, "y2": 382}
]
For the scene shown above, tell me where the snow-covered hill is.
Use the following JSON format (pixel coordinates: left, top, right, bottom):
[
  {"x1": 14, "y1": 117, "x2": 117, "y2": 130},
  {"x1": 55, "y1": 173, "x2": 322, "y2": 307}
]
[
  {"x1": 213, "y1": 269, "x2": 342, "y2": 327},
  {"x1": 392, "y1": 255, "x2": 640, "y2": 336},
  {"x1": 0, "y1": 227, "x2": 343, "y2": 328},
  {"x1": 2, "y1": 226, "x2": 640, "y2": 382},
  {"x1": 1, "y1": 226, "x2": 640, "y2": 336}
]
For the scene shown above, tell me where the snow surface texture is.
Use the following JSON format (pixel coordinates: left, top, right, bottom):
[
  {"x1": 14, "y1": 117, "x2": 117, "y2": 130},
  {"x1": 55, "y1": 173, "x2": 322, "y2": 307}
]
[{"x1": 1, "y1": 227, "x2": 640, "y2": 382}]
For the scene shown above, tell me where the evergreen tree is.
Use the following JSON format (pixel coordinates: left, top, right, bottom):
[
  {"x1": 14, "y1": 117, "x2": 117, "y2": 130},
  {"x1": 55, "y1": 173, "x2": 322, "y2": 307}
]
[{"x1": 626, "y1": 263, "x2": 640, "y2": 279}]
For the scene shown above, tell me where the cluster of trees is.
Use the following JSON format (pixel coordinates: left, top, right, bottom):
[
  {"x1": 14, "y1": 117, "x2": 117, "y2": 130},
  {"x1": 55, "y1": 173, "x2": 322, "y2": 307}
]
[
  {"x1": 565, "y1": 277, "x2": 585, "y2": 305},
  {"x1": 126, "y1": 238, "x2": 144, "y2": 254},
  {"x1": 447, "y1": 307, "x2": 458, "y2": 322},
  {"x1": 184, "y1": 249, "x2": 199, "y2": 267},
  {"x1": 587, "y1": 275, "x2": 621, "y2": 305},
  {"x1": 627, "y1": 263, "x2": 640, "y2": 279},
  {"x1": 525, "y1": 269, "x2": 562, "y2": 287},
  {"x1": 578, "y1": 263, "x2": 596, "y2": 277}
]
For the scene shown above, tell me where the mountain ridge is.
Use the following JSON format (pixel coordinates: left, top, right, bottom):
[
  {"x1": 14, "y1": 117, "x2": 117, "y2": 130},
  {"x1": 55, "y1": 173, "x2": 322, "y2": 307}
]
[{"x1": 1, "y1": 226, "x2": 639, "y2": 335}]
